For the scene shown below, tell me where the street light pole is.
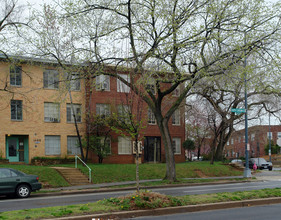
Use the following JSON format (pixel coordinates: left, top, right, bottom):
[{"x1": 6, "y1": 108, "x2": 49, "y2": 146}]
[
  {"x1": 269, "y1": 112, "x2": 271, "y2": 162},
  {"x1": 243, "y1": 32, "x2": 251, "y2": 178}
]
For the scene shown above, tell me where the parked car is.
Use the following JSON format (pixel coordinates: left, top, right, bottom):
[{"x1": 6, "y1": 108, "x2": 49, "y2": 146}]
[
  {"x1": 248, "y1": 158, "x2": 273, "y2": 171},
  {"x1": 0, "y1": 168, "x2": 42, "y2": 198},
  {"x1": 230, "y1": 159, "x2": 243, "y2": 166}
]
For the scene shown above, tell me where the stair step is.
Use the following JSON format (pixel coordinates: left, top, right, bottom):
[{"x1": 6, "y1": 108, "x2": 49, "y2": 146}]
[{"x1": 53, "y1": 167, "x2": 92, "y2": 186}]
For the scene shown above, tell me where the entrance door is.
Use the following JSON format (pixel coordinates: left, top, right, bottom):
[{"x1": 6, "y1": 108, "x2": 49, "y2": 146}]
[
  {"x1": 6, "y1": 137, "x2": 19, "y2": 162},
  {"x1": 144, "y1": 137, "x2": 161, "y2": 162}
]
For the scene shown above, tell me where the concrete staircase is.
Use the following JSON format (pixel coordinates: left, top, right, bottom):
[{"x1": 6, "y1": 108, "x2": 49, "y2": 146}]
[{"x1": 53, "y1": 167, "x2": 91, "y2": 185}]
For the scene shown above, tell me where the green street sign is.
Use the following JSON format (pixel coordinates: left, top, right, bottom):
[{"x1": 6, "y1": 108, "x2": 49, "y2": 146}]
[{"x1": 231, "y1": 108, "x2": 246, "y2": 114}]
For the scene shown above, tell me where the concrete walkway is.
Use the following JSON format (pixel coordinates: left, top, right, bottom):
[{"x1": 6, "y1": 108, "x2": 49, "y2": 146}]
[{"x1": 42, "y1": 175, "x2": 245, "y2": 192}]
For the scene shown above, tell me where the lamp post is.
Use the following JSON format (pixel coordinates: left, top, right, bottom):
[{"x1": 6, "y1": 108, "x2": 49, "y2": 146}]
[
  {"x1": 243, "y1": 32, "x2": 251, "y2": 178},
  {"x1": 269, "y1": 112, "x2": 271, "y2": 162}
]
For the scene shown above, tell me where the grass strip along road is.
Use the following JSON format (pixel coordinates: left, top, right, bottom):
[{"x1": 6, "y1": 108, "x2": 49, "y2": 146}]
[{"x1": 1, "y1": 188, "x2": 281, "y2": 219}]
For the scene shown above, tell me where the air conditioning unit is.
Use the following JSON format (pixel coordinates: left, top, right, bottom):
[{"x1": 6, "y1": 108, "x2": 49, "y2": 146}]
[
  {"x1": 50, "y1": 117, "x2": 59, "y2": 122},
  {"x1": 132, "y1": 141, "x2": 142, "y2": 154}
]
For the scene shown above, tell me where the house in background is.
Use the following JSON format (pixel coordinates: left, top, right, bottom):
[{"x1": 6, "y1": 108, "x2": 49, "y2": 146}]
[
  {"x1": 225, "y1": 125, "x2": 281, "y2": 159},
  {"x1": 0, "y1": 55, "x2": 186, "y2": 164}
]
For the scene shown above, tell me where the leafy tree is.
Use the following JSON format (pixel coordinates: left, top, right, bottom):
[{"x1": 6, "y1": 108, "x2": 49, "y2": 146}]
[
  {"x1": 183, "y1": 138, "x2": 195, "y2": 161},
  {"x1": 19, "y1": 0, "x2": 281, "y2": 182},
  {"x1": 264, "y1": 140, "x2": 280, "y2": 155}
]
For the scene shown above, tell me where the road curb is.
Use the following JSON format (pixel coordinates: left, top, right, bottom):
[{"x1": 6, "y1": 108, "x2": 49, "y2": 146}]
[{"x1": 44, "y1": 197, "x2": 281, "y2": 220}]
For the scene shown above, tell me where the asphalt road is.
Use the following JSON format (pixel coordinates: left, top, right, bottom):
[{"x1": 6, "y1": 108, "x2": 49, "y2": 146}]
[
  {"x1": 1, "y1": 170, "x2": 281, "y2": 212},
  {"x1": 128, "y1": 203, "x2": 281, "y2": 220}
]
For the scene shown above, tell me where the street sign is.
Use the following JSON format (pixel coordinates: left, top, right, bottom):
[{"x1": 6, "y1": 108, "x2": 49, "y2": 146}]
[{"x1": 231, "y1": 108, "x2": 246, "y2": 114}]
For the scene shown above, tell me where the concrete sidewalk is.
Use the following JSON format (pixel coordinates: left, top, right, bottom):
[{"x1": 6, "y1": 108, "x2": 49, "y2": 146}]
[{"x1": 41, "y1": 175, "x2": 245, "y2": 192}]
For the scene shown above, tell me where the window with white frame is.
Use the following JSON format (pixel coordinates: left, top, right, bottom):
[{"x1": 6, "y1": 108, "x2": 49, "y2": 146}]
[
  {"x1": 96, "y1": 74, "x2": 110, "y2": 91},
  {"x1": 278, "y1": 132, "x2": 281, "y2": 138},
  {"x1": 172, "y1": 138, "x2": 181, "y2": 154},
  {"x1": 118, "y1": 136, "x2": 132, "y2": 154},
  {"x1": 45, "y1": 135, "x2": 61, "y2": 155},
  {"x1": 267, "y1": 132, "x2": 272, "y2": 139},
  {"x1": 231, "y1": 138, "x2": 234, "y2": 144},
  {"x1": 251, "y1": 133, "x2": 255, "y2": 141},
  {"x1": 227, "y1": 141, "x2": 229, "y2": 145},
  {"x1": 172, "y1": 109, "x2": 180, "y2": 125},
  {"x1": 11, "y1": 100, "x2": 22, "y2": 121},
  {"x1": 145, "y1": 78, "x2": 156, "y2": 95},
  {"x1": 100, "y1": 137, "x2": 111, "y2": 154},
  {"x1": 117, "y1": 74, "x2": 130, "y2": 93},
  {"x1": 43, "y1": 69, "x2": 59, "y2": 89},
  {"x1": 67, "y1": 104, "x2": 81, "y2": 123},
  {"x1": 117, "y1": 104, "x2": 131, "y2": 123},
  {"x1": 67, "y1": 136, "x2": 80, "y2": 155},
  {"x1": 96, "y1": 103, "x2": 110, "y2": 117},
  {"x1": 10, "y1": 65, "x2": 22, "y2": 86},
  {"x1": 68, "y1": 72, "x2": 80, "y2": 91},
  {"x1": 148, "y1": 108, "x2": 156, "y2": 124},
  {"x1": 44, "y1": 103, "x2": 60, "y2": 122}
]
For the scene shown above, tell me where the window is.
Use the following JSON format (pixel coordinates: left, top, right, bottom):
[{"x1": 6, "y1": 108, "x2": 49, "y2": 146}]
[
  {"x1": 227, "y1": 141, "x2": 229, "y2": 146},
  {"x1": 172, "y1": 138, "x2": 181, "y2": 155},
  {"x1": 96, "y1": 75, "x2": 110, "y2": 91},
  {"x1": 251, "y1": 133, "x2": 255, "y2": 141},
  {"x1": 117, "y1": 74, "x2": 130, "y2": 93},
  {"x1": 11, "y1": 100, "x2": 22, "y2": 121},
  {"x1": 67, "y1": 104, "x2": 81, "y2": 123},
  {"x1": 68, "y1": 72, "x2": 80, "y2": 91},
  {"x1": 118, "y1": 104, "x2": 131, "y2": 123},
  {"x1": 267, "y1": 132, "x2": 272, "y2": 139},
  {"x1": 148, "y1": 108, "x2": 156, "y2": 124},
  {"x1": 172, "y1": 109, "x2": 180, "y2": 125},
  {"x1": 44, "y1": 103, "x2": 60, "y2": 122},
  {"x1": 45, "y1": 135, "x2": 61, "y2": 155},
  {"x1": 43, "y1": 69, "x2": 59, "y2": 89},
  {"x1": 278, "y1": 132, "x2": 281, "y2": 138},
  {"x1": 145, "y1": 78, "x2": 156, "y2": 95},
  {"x1": 96, "y1": 103, "x2": 110, "y2": 117},
  {"x1": 118, "y1": 136, "x2": 132, "y2": 154},
  {"x1": 10, "y1": 65, "x2": 22, "y2": 86},
  {"x1": 231, "y1": 138, "x2": 234, "y2": 144},
  {"x1": 100, "y1": 137, "x2": 111, "y2": 154},
  {"x1": 67, "y1": 136, "x2": 80, "y2": 155}
]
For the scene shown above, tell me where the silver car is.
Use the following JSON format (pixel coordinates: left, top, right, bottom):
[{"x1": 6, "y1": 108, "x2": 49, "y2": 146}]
[{"x1": 249, "y1": 158, "x2": 273, "y2": 171}]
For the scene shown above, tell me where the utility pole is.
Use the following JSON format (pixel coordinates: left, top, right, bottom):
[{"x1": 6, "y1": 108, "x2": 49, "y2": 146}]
[
  {"x1": 269, "y1": 112, "x2": 271, "y2": 162},
  {"x1": 243, "y1": 32, "x2": 251, "y2": 178}
]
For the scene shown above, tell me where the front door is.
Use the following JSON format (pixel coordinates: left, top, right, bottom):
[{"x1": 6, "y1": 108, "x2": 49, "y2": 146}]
[
  {"x1": 6, "y1": 137, "x2": 19, "y2": 162},
  {"x1": 144, "y1": 137, "x2": 161, "y2": 162}
]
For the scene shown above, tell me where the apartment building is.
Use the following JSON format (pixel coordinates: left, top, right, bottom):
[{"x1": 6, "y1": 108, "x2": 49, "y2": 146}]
[
  {"x1": 87, "y1": 71, "x2": 186, "y2": 164},
  {"x1": 0, "y1": 56, "x2": 85, "y2": 163},
  {"x1": 0, "y1": 56, "x2": 185, "y2": 164},
  {"x1": 225, "y1": 125, "x2": 281, "y2": 159}
]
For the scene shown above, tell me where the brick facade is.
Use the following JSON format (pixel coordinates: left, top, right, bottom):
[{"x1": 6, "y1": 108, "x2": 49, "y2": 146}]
[{"x1": 225, "y1": 125, "x2": 281, "y2": 159}]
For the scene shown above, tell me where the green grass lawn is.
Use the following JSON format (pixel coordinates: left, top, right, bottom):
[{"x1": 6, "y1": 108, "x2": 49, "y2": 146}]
[
  {"x1": 0, "y1": 161, "x2": 243, "y2": 187},
  {"x1": 65, "y1": 161, "x2": 243, "y2": 184}
]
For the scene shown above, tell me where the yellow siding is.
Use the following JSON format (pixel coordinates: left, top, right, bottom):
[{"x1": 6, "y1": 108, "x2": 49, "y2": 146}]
[{"x1": 0, "y1": 61, "x2": 85, "y2": 162}]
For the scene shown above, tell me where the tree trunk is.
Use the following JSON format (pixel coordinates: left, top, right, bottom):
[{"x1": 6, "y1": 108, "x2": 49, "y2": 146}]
[
  {"x1": 158, "y1": 118, "x2": 176, "y2": 182},
  {"x1": 135, "y1": 137, "x2": 140, "y2": 193}
]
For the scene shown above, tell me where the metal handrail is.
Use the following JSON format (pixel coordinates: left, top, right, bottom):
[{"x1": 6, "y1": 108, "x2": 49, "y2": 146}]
[{"x1": 75, "y1": 155, "x2": 92, "y2": 183}]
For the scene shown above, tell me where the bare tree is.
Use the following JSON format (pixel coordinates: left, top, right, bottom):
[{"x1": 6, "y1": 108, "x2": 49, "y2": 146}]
[{"x1": 21, "y1": 0, "x2": 281, "y2": 182}]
